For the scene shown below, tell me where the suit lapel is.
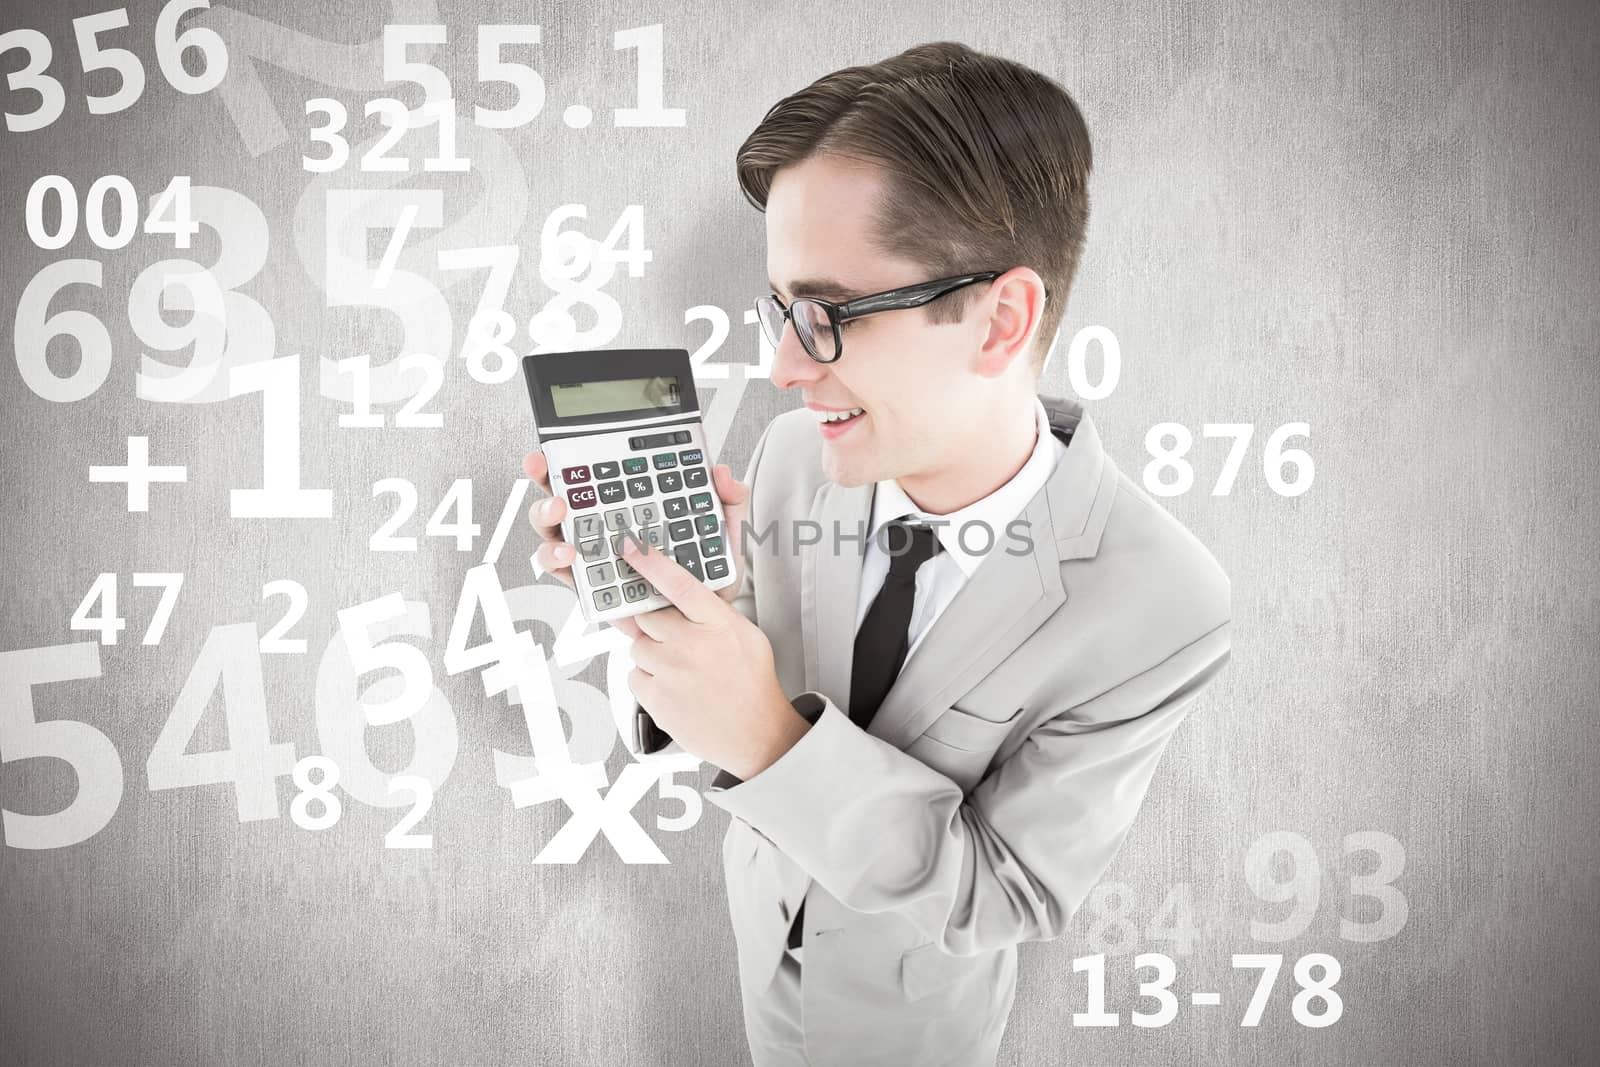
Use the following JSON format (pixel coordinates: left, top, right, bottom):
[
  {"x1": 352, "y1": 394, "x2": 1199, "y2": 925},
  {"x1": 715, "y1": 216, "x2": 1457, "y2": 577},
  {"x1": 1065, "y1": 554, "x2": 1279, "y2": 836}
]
[
  {"x1": 866, "y1": 488, "x2": 1064, "y2": 749},
  {"x1": 797, "y1": 394, "x2": 1119, "y2": 752},
  {"x1": 801, "y1": 478, "x2": 872, "y2": 712}
]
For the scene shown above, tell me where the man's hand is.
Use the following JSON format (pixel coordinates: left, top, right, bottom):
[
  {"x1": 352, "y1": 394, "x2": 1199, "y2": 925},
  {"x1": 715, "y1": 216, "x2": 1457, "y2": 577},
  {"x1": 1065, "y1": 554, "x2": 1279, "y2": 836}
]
[
  {"x1": 521, "y1": 448, "x2": 753, "y2": 641},
  {"x1": 618, "y1": 534, "x2": 810, "y2": 780}
]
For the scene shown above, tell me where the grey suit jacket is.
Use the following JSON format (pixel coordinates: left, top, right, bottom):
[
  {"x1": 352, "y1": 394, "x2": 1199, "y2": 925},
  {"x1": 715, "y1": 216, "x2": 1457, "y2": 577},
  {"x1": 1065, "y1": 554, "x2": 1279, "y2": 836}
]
[{"x1": 639, "y1": 394, "x2": 1231, "y2": 1066}]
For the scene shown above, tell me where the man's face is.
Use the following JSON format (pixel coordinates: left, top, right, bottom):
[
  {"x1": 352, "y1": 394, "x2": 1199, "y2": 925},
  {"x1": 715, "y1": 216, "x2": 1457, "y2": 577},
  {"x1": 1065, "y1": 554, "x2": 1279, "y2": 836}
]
[{"x1": 763, "y1": 154, "x2": 998, "y2": 489}]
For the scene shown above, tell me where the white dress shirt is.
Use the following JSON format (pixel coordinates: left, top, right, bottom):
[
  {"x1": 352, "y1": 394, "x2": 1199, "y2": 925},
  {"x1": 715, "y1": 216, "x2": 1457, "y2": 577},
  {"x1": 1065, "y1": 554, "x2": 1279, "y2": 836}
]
[{"x1": 854, "y1": 395, "x2": 1069, "y2": 660}]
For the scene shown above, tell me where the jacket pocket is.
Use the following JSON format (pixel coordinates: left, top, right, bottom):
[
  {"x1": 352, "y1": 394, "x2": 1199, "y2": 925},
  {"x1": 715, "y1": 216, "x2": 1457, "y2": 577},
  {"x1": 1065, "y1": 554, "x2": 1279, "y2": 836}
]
[
  {"x1": 900, "y1": 941, "x2": 975, "y2": 1001},
  {"x1": 920, "y1": 702, "x2": 1024, "y2": 751}
]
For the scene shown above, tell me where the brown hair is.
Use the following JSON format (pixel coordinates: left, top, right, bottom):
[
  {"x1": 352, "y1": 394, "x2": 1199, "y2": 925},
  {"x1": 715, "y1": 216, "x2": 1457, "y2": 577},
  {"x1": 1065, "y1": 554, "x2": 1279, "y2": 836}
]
[{"x1": 736, "y1": 41, "x2": 1093, "y2": 378}]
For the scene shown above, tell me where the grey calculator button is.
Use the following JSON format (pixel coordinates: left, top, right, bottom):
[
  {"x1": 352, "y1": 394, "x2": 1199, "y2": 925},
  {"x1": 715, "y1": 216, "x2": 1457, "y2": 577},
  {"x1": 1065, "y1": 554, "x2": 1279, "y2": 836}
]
[
  {"x1": 683, "y1": 466, "x2": 708, "y2": 488},
  {"x1": 689, "y1": 492, "x2": 714, "y2": 513},
  {"x1": 663, "y1": 496, "x2": 688, "y2": 519},
  {"x1": 668, "y1": 519, "x2": 694, "y2": 541},
  {"x1": 611, "y1": 531, "x2": 642, "y2": 557},
  {"x1": 700, "y1": 535, "x2": 725, "y2": 558},
  {"x1": 632, "y1": 502, "x2": 660, "y2": 526},
  {"x1": 693, "y1": 514, "x2": 718, "y2": 536},
  {"x1": 579, "y1": 538, "x2": 606, "y2": 562},
  {"x1": 593, "y1": 461, "x2": 620, "y2": 478},
  {"x1": 657, "y1": 471, "x2": 682, "y2": 493},
  {"x1": 617, "y1": 557, "x2": 639, "y2": 579},
  {"x1": 641, "y1": 524, "x2": 664, "y2": 549},
  {"x1": 679, "y1": 555, "x2": 703, "y2": 579},
  {"x1": 705, "y1": 557, "x2": 730, "y2": 580},
  {"x1": 597, "y1": 480, "x2": 625, "y2": 504},
  {"x1": 573, "y1": 514, "x2": 603, "y2": 540},
  {"x1": 626, "y1": 476, "x2": 653, "y2": 499},
  {"x1": 679, "y1": 448, "x2": 704, "y2": 464},
  {"x1": 673, "y1": 542, "x2": 701, "y2": 564},
  {"x1": 652, "y1": 452, "x2": 678, "y2": 470},
  {"x1": 604, "y1": 508, "x2": 631, "y2": 531},
  {"x1": 592, "y1": 586, "x2": 622, "y2": 611},
  {"x1": 673, "y1": 431, "x2": 690, "y2": 444},
  {"x1": 586, "y1": 561, "x2": 615, "y2": 585},
  {"x1": 621, "y1": 579, "x2": 650, "y2": 603}
]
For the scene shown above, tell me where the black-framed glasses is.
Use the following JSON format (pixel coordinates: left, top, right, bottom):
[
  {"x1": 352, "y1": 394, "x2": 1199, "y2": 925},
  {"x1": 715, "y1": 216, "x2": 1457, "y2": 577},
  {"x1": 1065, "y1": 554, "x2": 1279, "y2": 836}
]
[{"x1": 754, "y1": 270, "x2": 1047, "y2": 364}]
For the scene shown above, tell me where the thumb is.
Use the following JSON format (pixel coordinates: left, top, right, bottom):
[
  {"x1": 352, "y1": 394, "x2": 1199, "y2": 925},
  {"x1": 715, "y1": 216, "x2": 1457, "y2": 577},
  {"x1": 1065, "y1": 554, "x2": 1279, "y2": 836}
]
[
  {"x1": 713, "y1": 463, "x2": 751, "y2": 594},
  {"x1": 714, "y1": 462, "x2": 749, "y2": 505}
]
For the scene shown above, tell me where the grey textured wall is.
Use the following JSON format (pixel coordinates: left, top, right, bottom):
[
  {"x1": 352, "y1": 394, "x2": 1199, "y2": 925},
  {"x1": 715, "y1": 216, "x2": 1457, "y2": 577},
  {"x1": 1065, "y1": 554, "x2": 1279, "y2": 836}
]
[{"x1": 2, "y1": 0, "x2": 1596, "y2": 1064}]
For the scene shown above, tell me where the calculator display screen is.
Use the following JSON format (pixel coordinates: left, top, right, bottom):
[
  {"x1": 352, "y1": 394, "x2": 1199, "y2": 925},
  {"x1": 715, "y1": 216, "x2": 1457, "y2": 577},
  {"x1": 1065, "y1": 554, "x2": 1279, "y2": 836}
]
[{"x1": 550, "y1": 376, "x2": 682, "y2": 419}]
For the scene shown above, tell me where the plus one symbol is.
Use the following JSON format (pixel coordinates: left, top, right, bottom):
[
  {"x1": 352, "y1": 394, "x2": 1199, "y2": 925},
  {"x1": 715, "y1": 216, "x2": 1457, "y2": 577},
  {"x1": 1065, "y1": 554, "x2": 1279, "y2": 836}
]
[{"x1": 89, "y1": 435, "x2": 187, "y2": 512}]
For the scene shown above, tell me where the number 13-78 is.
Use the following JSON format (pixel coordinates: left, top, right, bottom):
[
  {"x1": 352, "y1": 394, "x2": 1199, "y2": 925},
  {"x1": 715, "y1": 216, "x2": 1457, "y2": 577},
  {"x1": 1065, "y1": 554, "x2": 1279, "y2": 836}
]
[{"x1": 1073, "y1": 952, "x2": 1342, "y2": 1028}]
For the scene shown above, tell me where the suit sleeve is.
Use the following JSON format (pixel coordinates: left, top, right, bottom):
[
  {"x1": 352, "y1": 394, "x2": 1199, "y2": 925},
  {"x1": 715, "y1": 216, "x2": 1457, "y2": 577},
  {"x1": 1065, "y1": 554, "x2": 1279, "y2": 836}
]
[
  {"x1": 631, "y1": 419, "x2": 776, "y2": 754},
  {"x1": 702, "y1": 617, "x2": 1232, "y2": 955}
]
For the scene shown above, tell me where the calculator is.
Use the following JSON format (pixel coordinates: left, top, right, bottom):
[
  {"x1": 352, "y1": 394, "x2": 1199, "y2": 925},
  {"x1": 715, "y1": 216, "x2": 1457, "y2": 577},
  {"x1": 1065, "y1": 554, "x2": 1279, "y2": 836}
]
[{"x1": 520, "y1": 347, "x2": 738, "y2": 624}]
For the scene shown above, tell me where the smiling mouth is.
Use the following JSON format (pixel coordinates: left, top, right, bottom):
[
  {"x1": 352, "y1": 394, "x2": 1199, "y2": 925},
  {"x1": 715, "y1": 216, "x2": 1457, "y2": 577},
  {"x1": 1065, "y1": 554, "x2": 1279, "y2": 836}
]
[{"x1": 812, "y1": 406, "x2": 865, "y2": 424}]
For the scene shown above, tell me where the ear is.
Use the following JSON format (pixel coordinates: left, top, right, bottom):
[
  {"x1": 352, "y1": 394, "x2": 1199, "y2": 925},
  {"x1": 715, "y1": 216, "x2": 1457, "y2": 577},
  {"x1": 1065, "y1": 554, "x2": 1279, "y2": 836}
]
[{"x1": 974, "y1": 269, "x2": 1049, "y2": 379}]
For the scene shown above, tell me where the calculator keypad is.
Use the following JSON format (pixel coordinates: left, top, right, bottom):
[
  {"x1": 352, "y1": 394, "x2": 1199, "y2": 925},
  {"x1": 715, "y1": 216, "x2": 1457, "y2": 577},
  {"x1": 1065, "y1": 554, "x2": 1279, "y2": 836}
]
[{"x1": 550, "y1": 431, "x2": 732, "y2": 618}]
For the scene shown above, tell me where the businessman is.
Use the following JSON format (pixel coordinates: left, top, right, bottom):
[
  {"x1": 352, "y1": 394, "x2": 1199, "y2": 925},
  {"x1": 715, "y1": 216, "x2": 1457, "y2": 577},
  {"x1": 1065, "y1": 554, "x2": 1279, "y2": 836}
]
[{"x1": 522, "y1": 41, "x2": 1230, "y2": 1067}]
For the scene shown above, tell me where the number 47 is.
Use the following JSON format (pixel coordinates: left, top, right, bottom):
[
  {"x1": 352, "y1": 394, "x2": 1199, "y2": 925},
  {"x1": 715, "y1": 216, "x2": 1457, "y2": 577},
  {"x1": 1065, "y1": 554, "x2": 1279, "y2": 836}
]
[{"x1": 70, "y1": 572, "x2": 184, "y2": 645}]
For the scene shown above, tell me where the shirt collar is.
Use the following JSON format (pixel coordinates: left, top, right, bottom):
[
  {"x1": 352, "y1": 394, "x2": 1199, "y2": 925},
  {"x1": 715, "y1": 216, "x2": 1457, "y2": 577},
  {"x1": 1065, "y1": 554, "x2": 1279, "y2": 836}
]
[{"x1": 868, "y1": 396, "x2": 1061, "y2": 579}]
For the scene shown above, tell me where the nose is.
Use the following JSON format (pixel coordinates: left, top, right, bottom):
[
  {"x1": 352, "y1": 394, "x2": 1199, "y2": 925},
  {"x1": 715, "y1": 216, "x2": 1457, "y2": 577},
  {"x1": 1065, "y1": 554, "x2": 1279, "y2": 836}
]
[{"x1": 768, "y1": 320, "x2": 825, "y2": 392}]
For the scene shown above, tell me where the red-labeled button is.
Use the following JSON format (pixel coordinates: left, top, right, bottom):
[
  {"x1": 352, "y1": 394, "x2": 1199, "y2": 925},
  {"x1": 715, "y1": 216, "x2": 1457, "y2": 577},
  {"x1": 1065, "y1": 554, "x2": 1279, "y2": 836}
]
[
  {"x1": 561, "y1": 465, "x2": 591, "y2": 483},
  {"x1": 568, "y1": 486, "x2": 598, "y2": 509}
]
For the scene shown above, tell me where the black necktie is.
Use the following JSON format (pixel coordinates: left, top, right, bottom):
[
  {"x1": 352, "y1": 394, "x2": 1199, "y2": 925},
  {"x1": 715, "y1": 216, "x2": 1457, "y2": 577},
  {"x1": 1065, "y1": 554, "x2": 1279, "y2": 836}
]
[
  {"x1": 848, "y1": 520, "x2": 943, "y2": 729},
  {"x1": 787, "y1": 518, "x2": 942, "y2": 951}
]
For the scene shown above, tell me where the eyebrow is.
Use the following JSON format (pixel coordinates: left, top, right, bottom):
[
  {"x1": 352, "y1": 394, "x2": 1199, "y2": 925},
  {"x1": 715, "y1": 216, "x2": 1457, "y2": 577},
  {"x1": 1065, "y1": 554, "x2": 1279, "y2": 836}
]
[{"x1": 768, "y1": 276, "x2": 869, "y2": 302}]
